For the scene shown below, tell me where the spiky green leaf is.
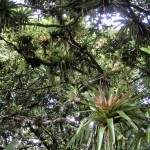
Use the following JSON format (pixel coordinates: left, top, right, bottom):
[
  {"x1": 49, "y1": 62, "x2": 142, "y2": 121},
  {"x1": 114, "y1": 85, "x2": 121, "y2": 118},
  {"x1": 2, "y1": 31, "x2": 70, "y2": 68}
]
[
  {"x1": 146, "y1": 126, "x2": 150, "y2": 144},
  {"x1": 107, "y1": 118, "x2": 115, "y2": 144},
  {"x1": 117, "y1": 110, "x2": 138, "y2": 131},
  {"x1": 141, "y1": 46, "x2": 150, "y2": 54},
  {"x1": 97, "y1": 126, "x2": 106, "y2": 150}
]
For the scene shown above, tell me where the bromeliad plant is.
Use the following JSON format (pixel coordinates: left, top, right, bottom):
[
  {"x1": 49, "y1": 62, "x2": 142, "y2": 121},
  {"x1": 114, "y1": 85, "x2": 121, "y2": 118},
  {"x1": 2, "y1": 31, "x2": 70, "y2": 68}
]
[{"x1": 68, "y1": 86, "x2": 149, "y2": 150}]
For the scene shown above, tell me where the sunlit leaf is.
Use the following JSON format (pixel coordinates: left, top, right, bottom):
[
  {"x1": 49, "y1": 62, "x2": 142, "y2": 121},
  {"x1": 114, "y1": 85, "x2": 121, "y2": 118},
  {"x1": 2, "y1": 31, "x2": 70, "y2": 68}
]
[
  {"x1": 141, "y1": 46, "x2": 150, "y2": 55},
  {"x1": 117, "y1": 110, "x2": 138, "y2": 131},
  {"x1": 137, "y1": 137, "x2": 142, "y2": 150},
  {"x1": 107, "y1": 118, "x2": 115, "y2": 144},
  {"x1": 97, "y1": 125, "x2": 106, "y2": 150},
  {"x1": 146, "y1": 126, "x2": 150, "y2": 144}
]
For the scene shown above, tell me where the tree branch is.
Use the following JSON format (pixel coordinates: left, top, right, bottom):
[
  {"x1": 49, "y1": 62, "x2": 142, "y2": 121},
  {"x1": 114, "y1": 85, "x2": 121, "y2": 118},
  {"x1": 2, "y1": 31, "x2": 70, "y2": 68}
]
[
  {"x1": 17, "y1": 0, "x2": 80, "y2": 10},
  {"x1": 129, "y1": 74, "x2": 149, "y2": 84},
  {"x1": 23, "y1": 14, "x2": 80, "y2": 28},
  {"x1": 130, "y1": 4, "x2": 150, "y2": 14},
  {"x1": 68, "y1": 34, "x2": 104, "y2": 74},
  {"x1": 0, "y1": 36, "x2": 18, "y2": 51}
]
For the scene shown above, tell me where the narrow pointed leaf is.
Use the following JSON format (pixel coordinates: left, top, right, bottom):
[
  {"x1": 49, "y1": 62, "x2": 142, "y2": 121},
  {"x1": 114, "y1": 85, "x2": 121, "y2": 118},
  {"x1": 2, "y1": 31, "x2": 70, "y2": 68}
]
[
  {"x1": 76, "y1": 118, "x2": 88, "y2": 134},
  {"x1": 137, "y1": 137, "x2": 142, "y2": 150},
  {"x1": 97, "y1": 126, "x2": 106, "y2": 150},
  {"x1": 120, "y1": 91, "x2": 130, "y2": 101},
  {"x1": 117, "y1": 110, "x2": 138, "y2": 131},
  {"x1": 107, "y1": 118, "x2": 115, "y2": 144},
  {"x1": 94, "y1": 96, "x2": 103, "y2": 107},
  {"x1": 98, "y1": 87, "x2": 107, "y2": 106},
  {"x1": 87, "y1": 124, "x2": 95, "y2": 149},
  {"x1": 146, "y1": 126, "x2": 150, "y2": 144},
  {"x1": 89, "y1": 105, "x2": 97, "y2": 111},
  {"x1": 141, "y1": 46, "x2": 150, "y2": 54},
  {"x1": 81, "y1": 100, "x2": 97, "y2": 111},
  {"x1": 107, "y1": 94, "x2": 113, "y2": 106}
]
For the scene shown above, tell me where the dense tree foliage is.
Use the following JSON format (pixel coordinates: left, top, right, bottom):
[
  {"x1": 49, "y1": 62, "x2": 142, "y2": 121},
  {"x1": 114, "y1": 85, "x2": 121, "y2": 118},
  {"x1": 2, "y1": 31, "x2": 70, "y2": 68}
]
[{"x1": 0, "y1": 0, "x2": 150, "y2": 149}]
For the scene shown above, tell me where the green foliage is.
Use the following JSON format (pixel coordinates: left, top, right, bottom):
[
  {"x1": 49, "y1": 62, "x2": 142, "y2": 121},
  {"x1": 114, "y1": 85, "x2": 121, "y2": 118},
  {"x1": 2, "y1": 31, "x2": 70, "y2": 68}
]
[
  {"x1": 141, "y1": 46, "x2": 150, "y2": 55},
  {"x1": 147, "y1": 125, "x2": 150, "y2": 144},
  {"x1": 4, "y1": 139, "x2": 19, "y2": 150},
  {"x1": 67, "y1": 124, "x2": 90, "y2": 149},
  {"x1": 97, "y1": 125, "x2": 106, "y2": 150},
  {"x1": 0, "y1": 0, "x2": 150, "y2": 149},
  {"x1": 68, "y1": 87, "x2": 148, "y2": 149}
]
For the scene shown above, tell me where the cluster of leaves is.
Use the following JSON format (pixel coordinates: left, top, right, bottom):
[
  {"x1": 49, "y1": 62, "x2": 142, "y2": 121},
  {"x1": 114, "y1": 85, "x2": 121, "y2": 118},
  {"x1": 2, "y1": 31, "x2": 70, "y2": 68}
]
[
  {"x1": 0, "y1": 0, "x2": 150, "y2": 149},
  {"x1": 68, "y1": 87, "x2": 149, "y2": 149}
]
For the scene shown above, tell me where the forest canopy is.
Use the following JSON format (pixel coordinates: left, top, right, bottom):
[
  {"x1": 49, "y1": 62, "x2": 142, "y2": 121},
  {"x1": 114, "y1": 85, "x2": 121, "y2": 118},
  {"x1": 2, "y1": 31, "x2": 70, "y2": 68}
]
[{"x1": 0, "y1": 0, "x2": 150, "y2": 149}]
